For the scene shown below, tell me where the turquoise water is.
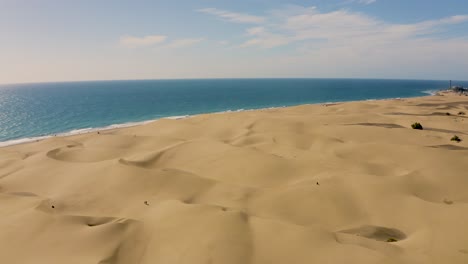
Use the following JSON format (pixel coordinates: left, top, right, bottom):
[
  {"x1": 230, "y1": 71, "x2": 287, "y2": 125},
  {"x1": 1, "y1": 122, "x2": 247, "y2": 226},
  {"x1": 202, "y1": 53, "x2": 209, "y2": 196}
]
[{"x1": 0, "y1": 78, "x2": 465, "y2": 146}]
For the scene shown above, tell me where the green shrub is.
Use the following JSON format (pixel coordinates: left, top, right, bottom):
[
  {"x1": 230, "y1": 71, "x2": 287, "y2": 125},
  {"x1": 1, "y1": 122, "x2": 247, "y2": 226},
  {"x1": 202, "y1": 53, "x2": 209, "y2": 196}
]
[
  {"x1": 387, "y1": 238, "x2": 398, "y2": 242},
  {"x1": 451, "y1": 135, "x2": 461, "y2": 142},
  {"x1": 411, "y1": 122, "x2": 423, "y2": 130}
]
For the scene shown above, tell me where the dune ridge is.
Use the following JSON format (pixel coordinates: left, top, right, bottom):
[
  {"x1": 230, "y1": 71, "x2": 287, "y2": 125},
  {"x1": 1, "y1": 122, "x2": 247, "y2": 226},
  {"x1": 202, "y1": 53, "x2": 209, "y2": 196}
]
[{"x1": 0, "y1": 92, "x2": 467, "y2": 263}]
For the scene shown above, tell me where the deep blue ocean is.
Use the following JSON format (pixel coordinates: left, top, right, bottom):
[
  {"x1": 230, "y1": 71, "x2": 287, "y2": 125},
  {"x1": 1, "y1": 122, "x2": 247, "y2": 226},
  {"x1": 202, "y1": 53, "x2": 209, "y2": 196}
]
[{"x1": 0, "y1": 78, "x2": 466, "y2": 146}]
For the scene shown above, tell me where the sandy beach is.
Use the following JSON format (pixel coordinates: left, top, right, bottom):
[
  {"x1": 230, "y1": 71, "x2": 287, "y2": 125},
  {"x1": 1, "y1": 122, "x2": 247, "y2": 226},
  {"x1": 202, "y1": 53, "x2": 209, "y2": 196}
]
[{"x1": 0, "y1": 91, "x2": 467, "y2": 264}]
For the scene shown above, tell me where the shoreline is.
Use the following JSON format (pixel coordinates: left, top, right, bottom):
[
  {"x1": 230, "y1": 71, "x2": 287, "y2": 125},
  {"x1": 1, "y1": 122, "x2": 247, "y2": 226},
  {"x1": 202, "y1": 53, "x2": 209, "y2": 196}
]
[
  {"x1": 1, "y1": 91, "x2": 447, "y2": 148},
  {"x1": 0, "y1": 92, "x2": 438, "y2": 148}
]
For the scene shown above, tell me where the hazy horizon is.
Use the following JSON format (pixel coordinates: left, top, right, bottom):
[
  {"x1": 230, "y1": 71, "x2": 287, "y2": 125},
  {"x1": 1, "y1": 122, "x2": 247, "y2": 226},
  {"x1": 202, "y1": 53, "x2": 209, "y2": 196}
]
[
  {"x1": 2, "y1": 77, "x2": 467, "y2": 87},
  {"x1": 1, "y1": 0, "x2": 467, "y2": 84}
]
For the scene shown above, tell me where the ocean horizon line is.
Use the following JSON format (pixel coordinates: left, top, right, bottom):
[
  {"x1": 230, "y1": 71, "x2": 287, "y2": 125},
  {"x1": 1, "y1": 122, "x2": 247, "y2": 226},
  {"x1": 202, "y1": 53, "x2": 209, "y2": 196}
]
[{"x1": 0, "y1": 77, "x2": 464, "y2": 87}]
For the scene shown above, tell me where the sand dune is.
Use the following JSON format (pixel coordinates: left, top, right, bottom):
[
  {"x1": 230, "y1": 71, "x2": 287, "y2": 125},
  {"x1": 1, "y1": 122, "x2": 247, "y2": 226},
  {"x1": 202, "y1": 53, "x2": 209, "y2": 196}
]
[{"x1": 1, "y1": 92, "x2": 468, "y2": 263}]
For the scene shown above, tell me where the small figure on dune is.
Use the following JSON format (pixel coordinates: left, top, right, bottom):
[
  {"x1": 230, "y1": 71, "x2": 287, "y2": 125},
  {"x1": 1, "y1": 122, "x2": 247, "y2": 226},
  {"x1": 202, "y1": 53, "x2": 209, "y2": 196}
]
[
  {"x1": 316, "y1": 182, "x2": 320, "y2": 186},
  {"x1": 97, "y1": 131, "x2": 100, "y2": 134},
  {"x1": 144, "y1": 201, "x2": 149, "y2": 206},
  {"x1": 51, "y1": 205, "x2": 55, "y2": 209}
]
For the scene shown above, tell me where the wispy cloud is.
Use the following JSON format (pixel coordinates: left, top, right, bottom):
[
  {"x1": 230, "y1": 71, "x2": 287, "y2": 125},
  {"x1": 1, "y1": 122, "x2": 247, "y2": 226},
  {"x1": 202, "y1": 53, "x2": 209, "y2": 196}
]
[
  {"x1": 120, "y1": 35, "x2": 167, "y2": 48},
  {"x1": 218, "y1": 5, "x2": 468, "y2": 79},
  {"x1": 246, "y1": 27, "x2": 266, "y2": 35},
  {"x1": 232, "y1": 6, "x2": 468, "y2": 49},
  {"x1": 342, "y1": 0, "x2": 377, "y2": 5},
  {"x1": 241, "y1": 27, "x2": 289, "y2": 48},
  {"x1": 358, "y1": 0, "x2": 376, "y2": 5},
  {"x1": 197, "y1": 8, "x2": 265, "y2": 24},
  {"x1": 120, "y1": 35, "x2": 204, "y2": 49},
  {"x1": 166, "y1": 38, "x2": 204, "y2": 49}
]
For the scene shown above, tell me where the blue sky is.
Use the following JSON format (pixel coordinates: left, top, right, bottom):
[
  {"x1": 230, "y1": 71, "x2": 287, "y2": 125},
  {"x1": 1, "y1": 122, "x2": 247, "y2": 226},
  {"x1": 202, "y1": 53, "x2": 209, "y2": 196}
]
[{"x1": 1, "y1": 0, "x2": 468, "y2": 83}]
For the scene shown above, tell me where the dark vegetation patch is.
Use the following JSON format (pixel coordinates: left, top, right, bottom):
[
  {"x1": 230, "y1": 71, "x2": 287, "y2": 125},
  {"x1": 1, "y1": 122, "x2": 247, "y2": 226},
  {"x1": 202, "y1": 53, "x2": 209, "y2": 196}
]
[{"x1": 411, "y1": 122, "x2": 423, "y2": 130}]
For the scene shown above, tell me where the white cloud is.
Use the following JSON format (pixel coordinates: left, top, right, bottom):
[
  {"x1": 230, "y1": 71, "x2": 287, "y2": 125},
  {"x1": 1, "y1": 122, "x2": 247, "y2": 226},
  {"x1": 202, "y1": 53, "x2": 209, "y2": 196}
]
[
  {"x1": 120, "y1": 35, "x2": 204, "y2": 49},
  {"x1": 115, "y1": 6, "x2": 468, "y2": 80},
  {"x1": 240, "y1": 36, "x2": 290, "y2": 48},
  {"x1": 241, "y1": 27, "x2": 290, "y2": 48},
  {"x1": 358, "y1": 0, "x2": 376, "y2": 5},
  {"x1": 443, "y1": 15, "x2": 468, "y2": 24},
  {"x1": 235, "y1": 6, "x2": 468, "y2": 50},
  {"x1": 120, "y1": 35, "x2": 167, "y2": 48},
  {"x1": 246, "y1": 27, "x2": 266, "y2": 35},
  {"x1": 268, "y1": 5, "x2": 318, "y2": 18},
  {"x1": 166, "y1": 38, "x2": 204, "y2": 49},
  {"x1": 197, "y1": 8, "x2": 265, "y2": 24},
  {"x1": 234, "y1": 7, "x2": 467, "y2": 79},
  {"x1": 343, "y1": 0, "x2": 376, "y2": 5}
]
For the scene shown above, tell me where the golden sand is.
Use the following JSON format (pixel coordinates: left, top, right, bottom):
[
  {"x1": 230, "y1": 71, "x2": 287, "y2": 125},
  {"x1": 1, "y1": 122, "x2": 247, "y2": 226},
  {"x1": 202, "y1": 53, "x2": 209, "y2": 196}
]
[{"x1": 0, "y1": 92, "x2": 467, "y2": 264}]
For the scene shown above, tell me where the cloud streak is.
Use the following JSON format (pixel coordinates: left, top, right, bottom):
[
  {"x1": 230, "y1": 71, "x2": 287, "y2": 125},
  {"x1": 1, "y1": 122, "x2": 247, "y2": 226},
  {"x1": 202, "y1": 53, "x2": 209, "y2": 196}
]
[
  {"x1": 120, "y1": 35, "x2": 204, "y2": 49},
  {"x1": 120, "y1": 35, "x2": 167, "y2": 48},
  {"x1": 197, "y1": 8, "x2": 265, "y2": 24},
  {"x1": 358, "y1": 0, "x2": 376, "y2": 5},
  {"x1": 342, "y1": 0, "x2": 377, "y2": 5},
  {"x1": 232, "y1": 6, "x2": 468, "y2": 49},
  {"x1": 166, "y1": 38, "x2": 204, "y2": 49}
]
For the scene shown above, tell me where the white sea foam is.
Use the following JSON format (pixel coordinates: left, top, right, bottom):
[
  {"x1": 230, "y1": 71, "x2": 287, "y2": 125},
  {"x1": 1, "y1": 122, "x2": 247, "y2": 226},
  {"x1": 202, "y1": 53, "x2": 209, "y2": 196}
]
[
  {"x1": 0, "y1": 119, "x2": 158, "y2": 148},
  {"x1": 164, "y1": 115, "x2": 190, "y2": 120},
  {"x1": 0, "y1": 136, "x2": 51, "y2": 148},
  {"x1": 0, "y1": 112, "x2": 218, "y2": 147},
  {"x1": 214, "y1": 106, "x2": 287, "y2": 115},
  {"x1": 422, "y1": 90, "x2": 438, "y2": 96}
]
